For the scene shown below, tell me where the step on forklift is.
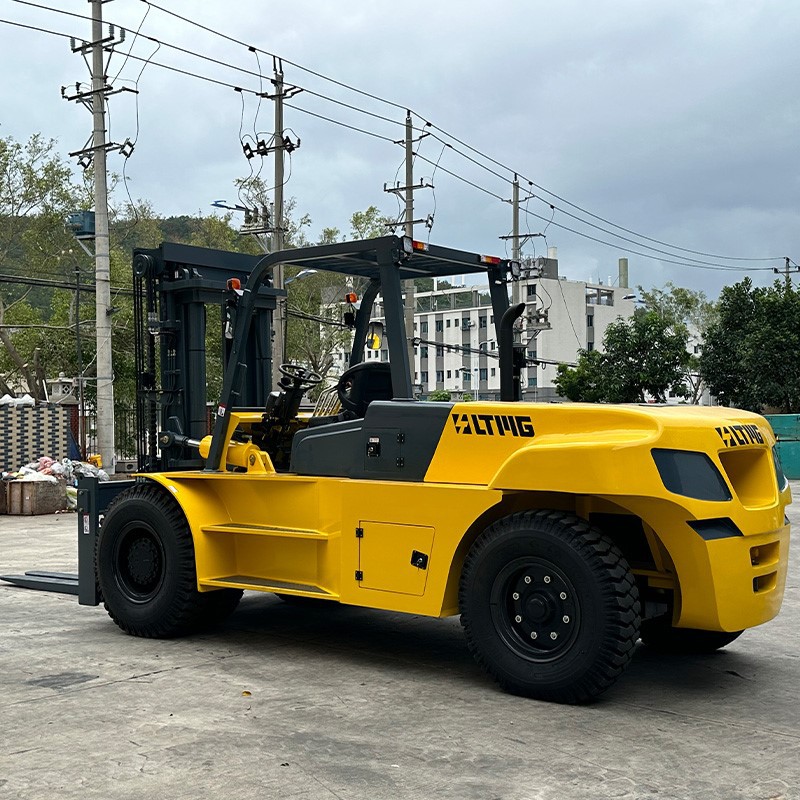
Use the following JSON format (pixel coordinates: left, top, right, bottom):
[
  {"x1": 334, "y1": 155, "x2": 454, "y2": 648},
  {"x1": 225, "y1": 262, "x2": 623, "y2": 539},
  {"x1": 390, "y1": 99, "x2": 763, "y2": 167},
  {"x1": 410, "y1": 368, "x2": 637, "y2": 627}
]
[{"x1": 77, "y1": 235, "x2": 791, "y2": 704}]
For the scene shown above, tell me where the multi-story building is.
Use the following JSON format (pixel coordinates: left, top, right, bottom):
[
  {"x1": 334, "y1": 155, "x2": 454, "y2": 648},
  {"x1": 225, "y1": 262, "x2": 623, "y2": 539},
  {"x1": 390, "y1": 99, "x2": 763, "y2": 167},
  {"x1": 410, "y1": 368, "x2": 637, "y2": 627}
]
[{"x1": 330, "y1": 250, "x2": 636, "y2": 401}]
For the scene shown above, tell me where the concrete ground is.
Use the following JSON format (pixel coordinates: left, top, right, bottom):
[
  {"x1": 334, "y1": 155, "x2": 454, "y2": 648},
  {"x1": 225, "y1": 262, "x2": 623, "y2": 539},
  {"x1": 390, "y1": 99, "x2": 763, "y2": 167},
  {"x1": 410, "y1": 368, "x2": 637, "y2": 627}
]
[{"x1": 1, "y1": 491, "x2": 798, "y2": 800}]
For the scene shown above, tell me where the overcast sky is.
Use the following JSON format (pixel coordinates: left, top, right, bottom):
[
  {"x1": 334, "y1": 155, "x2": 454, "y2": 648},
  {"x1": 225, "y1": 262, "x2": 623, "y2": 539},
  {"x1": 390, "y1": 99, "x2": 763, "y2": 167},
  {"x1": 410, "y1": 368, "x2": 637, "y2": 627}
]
[{"x1": 1, "y1": 0, "x2": 798, "y2": 297}]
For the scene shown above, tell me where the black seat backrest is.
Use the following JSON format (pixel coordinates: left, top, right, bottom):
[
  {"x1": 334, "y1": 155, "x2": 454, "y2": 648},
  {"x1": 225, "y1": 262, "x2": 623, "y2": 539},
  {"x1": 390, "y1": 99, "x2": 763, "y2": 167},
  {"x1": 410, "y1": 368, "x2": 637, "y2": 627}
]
[{"x1": 338, "y1": 361, "x2": 394, "y2": 418}]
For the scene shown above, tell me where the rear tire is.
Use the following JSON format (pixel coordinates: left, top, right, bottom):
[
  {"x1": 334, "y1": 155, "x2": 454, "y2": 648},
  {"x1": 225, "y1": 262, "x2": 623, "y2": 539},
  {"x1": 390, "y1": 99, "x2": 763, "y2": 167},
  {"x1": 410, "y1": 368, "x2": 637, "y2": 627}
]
[
  {"x1": 96, "y1": 483, "x2": 241, "y2": 637},
  {"x1": 460, "y1": 510, "x2": 640, "y2": 704},
  {"x1": 640, "y1": 620, "x2": 743, "y2": 653}
]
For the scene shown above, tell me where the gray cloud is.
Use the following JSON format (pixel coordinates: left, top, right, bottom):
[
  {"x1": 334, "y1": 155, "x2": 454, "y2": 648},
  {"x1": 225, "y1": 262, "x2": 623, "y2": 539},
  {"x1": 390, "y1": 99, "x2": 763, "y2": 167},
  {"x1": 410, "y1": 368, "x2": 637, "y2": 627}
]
[{"x1": 1, "y1": 0, "x2": 797, "y2": 296}]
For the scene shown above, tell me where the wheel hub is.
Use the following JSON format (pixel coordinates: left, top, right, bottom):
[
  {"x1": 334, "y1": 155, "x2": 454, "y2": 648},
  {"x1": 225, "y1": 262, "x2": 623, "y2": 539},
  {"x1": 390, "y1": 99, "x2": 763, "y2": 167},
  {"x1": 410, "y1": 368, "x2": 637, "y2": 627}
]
[
  {"x1": 493, "y1": 559, "x2": 580, "y2": 660},
  {"x1": 126, "y1": 536, "x2": 160, "y2": 586},
  {"x1": 114, "y1": 527, "x2": 165, "y2": 601}
]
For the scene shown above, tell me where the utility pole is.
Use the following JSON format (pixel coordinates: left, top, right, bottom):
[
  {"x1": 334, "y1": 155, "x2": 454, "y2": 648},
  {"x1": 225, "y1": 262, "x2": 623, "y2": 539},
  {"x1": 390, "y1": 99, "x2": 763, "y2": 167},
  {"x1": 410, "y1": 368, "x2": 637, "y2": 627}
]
[
  {"x1": 511, "y1": 176, "x2": 521, "y2": 306},
  {"x1": 63, "y1": 2, "x2": 125, "y2": 470},
  {"x1": 233, "y1": 61, "x2": 301, "y2": 387},
  {"x1": 403, "y1": 112, "x2": 416, "y2": 374},
  {"x1": 384, "y1": 111, "x2": 433, "y2": 385},
  {"x1": 272, "y1": 65, "x2": 286, "y2": 385},
  {"x1": 64, "y1": 3, "x2": 132, "y2": 470},
  {"x1": 90, "y1": 0, "x2": 114, "y2": 471},
  {"x1": 774, "y1": 257, "x2": 799, "y2": 289}
]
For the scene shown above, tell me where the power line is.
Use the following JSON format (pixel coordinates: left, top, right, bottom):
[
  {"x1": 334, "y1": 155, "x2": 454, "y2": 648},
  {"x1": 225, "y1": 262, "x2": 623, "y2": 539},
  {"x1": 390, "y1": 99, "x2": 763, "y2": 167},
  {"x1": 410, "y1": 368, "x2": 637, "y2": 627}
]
[
  {"x1": 1, "y1": 9, "x2": 786, "y2": 272},
  {"x1": 517, "y1": 205, "x2": 776, "y2": 273},
  {"x1": 138, "y1": 0, "x2": 408, "y2": 113},
  {"x1": 285, "y1": 102, "x2": 396, "y2": 144}
]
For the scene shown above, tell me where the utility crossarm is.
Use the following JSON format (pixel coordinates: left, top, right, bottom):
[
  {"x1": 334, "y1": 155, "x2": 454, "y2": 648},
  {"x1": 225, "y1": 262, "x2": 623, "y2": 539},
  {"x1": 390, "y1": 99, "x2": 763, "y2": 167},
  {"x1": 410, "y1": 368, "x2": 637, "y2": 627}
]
[{"x1": 206, "y1": 235, "x2": 518, "y2": 471}]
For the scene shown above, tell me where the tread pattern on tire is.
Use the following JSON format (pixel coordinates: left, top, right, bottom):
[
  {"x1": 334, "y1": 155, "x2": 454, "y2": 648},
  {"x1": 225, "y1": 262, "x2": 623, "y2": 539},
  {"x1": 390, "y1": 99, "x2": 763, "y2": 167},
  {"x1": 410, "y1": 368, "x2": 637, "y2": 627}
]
[
  {"x1": 459, "y1": 509, "x2": 640, "y2": 704},
  {"x1": 98, "y1": 483, "x2": 241, "y2": 638}
]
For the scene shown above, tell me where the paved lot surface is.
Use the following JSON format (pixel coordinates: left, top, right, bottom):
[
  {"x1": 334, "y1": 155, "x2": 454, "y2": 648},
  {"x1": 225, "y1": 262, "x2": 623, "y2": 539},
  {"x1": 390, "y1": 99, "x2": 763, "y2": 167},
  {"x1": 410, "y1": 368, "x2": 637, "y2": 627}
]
[{"x1": 1, "y1": 489, "x2": 799, "y2": 800}]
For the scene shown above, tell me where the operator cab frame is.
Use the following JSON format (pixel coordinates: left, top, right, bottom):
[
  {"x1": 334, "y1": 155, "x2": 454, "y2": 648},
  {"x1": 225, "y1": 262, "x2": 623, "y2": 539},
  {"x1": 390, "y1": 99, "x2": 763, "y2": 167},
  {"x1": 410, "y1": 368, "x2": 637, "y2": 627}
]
[{"x1": 206, "y1": 235, "x2": 521, "y2": 472}]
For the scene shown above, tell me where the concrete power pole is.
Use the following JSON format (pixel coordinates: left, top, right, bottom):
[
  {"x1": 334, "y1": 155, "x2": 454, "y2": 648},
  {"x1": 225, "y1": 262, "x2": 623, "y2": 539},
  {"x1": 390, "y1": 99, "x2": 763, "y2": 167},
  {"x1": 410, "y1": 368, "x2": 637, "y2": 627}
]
[
  {"x1": 403, "y1": 112, "x2": 416, "y2": 376},
  {"x1": 774, "y1": 257, "x2": 799, "y2": 289},
  {"x1": 90, "y1": 0, "x2": 115, "y2": 472},
  {"x1": 384, "y1": 111, "x2": 434, "y2": 387},
  {"x1": 272, "y1": 66, "x2": 286, "y2": 386},
  {"x1": 511, "y1": 176, "x2": 521, "y2": 306},
  {"x1": 65, "y1": 2, "x2": 128, "y2": 470}
]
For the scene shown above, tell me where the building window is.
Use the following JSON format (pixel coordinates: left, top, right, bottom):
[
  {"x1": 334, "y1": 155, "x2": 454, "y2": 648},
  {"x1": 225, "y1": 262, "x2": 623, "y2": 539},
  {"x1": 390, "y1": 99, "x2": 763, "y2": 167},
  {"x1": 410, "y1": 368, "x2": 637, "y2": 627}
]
[
  {"x1": 421, "y1": 371, "x2": 428, "y2": 383},
  {"x1": 446, "y1": 319, "x2": 451, "y2": 328},
  {"x1": 587, "y1": 315, "x2": 594, "y2": 327},
  {"x1": 420, "y1": 346, "x2": 428, "y2": 359},
  {"x1": 421, "y1": 321, "x2": 428, "y2": 334},
  {"x1": 479, "y1": 368, "x2": 488, "y2": 381},
  {"x1": 527, "y1": 284, "x2": 537, "y2": 297},
  {"x1": 463, "y1": 371, "x2": 471, "y2": 382},
  {"x1": 490, "y1": 368, "x2": 496, "y2": 377},
  {"x1": 435, "y1": 320, "x2": 444, "y2": 332},
  {"x1": 479, "y1": 316, "x2": 487, "y2": 328},
  {"x1": 490, "y1": 341, "x2": 496, "y2": 351},
  {"x1": 436, "y1": 370, "x2": 444, "y2": 382},
  {"x1": 446, "y1": 370, "x2": 452, "y2": 378},
  {"x1": 490, "y1": 315, "x2": 494, "y2": 324},
  {"x1": 436, "y1": 345, "x2": 444, "y2": 357},
  {"x1": 527, "y1": 349, "x2": 536, "y2": 360},
  {"x1": 454, "y1": 318, "x2": 460, "y2": 328},
  {"x1": 587, "y1": 342, "x2": 594, "y2": 351},
  {"x1": 528, "y1": 375, "x2": 537, "y2": 388}
]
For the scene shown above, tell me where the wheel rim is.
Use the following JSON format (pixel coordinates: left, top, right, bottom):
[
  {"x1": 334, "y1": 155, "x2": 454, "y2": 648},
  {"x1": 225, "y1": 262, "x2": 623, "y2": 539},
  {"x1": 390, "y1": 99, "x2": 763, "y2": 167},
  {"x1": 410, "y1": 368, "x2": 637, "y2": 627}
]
[
  {"x1": 490, "y1": 556, "x2": 581, "y2": 662},
  {"x1": 112, "y1": 523, "x2": 166, "y2": 603}
]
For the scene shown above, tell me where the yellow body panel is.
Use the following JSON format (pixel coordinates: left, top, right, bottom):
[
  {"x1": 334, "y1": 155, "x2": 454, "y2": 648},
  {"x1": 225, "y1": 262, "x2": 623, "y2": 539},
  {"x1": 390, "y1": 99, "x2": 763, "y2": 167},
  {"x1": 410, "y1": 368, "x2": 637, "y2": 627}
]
[{"x1": 145, "y1": 401, "x2": 791, "y2": 633}]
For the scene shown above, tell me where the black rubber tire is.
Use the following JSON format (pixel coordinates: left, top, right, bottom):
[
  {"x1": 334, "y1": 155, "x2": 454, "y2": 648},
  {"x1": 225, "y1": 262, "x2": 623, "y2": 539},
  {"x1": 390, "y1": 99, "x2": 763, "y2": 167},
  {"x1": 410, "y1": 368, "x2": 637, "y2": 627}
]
[
  {"x1": 459, "y1": 510, "x2": 640, "y2": 704},
  {"x1": 640, "y1": 620, "x2": 743, "y2": 653},
  {"x1": 96, "y1": 483, "x2": 241, "y2": 638}
]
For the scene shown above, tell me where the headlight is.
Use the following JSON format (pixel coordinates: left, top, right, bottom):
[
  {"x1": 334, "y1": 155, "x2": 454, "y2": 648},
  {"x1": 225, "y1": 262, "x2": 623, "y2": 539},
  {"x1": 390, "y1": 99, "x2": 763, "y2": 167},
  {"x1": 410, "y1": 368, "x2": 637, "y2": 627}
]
[{"x1": 652, "y1": 449, "x2": 732, "y2": 501}]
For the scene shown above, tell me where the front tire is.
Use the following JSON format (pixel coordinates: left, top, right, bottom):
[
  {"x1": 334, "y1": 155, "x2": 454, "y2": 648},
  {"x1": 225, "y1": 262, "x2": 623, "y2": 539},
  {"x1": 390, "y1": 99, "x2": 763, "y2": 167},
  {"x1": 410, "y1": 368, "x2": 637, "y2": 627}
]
[
  {"x1": 96, "y1": 483, "x2": 241, "y2": 637},
  {"x1": 460, "y1": 510, "x2": 640, "y2": 704}
]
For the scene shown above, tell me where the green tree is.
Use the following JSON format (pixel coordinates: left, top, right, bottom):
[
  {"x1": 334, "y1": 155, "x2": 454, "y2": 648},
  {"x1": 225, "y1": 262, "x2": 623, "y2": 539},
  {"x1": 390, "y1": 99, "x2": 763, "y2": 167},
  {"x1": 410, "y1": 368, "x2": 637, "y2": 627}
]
[
  {"x1": 0, "y1": 134, "x2": 88, "y2": 398},
  {"x1": 700, "y1": 278, "x2": 800, "y2": 412},
  {"x1": 638, "y1": 281, "x2": 716, "y2": 403},
  {"x1": 555, "y1": 311, "x2": 690, "y2": 403},
  {"x1": 350, "y1": 206, "x2": 392, "y2": 239},
  {"x1": 427, "y1": 389, "x2": 452, "y2": 401}
]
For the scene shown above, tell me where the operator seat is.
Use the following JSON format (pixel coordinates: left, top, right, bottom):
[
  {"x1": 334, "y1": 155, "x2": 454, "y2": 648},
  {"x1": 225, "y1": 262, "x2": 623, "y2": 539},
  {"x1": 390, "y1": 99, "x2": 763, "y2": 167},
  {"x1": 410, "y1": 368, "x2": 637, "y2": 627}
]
[
  {"x1": 337, "y1": 361, "x2": 394, "y2": 419},
  {"x1": 304, "y1": 361, "x2": 394, "y2": 428}
]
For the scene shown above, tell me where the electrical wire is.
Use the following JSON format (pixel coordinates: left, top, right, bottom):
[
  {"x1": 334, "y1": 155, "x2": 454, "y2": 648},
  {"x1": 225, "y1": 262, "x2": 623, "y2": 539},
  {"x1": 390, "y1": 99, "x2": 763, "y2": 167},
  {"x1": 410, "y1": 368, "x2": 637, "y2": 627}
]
[
  {"x1": 8, "y1": 1, "x2": 787, "y2": 266},
  {"x1": 2, "y1": 11, "x2": 789, "y2": 274},
  {"x1": 518, "y1": 205, "x2": 777, "y2": 273},
  {"x1": 284, "y1": 101, "x2": 396, "y2": 143},
  {"x1": 555, "y1": 275, "x2": 583, "y2": 349},
  {"x1": 138, "y1": 0, "x2": 408, "y2": 113}
]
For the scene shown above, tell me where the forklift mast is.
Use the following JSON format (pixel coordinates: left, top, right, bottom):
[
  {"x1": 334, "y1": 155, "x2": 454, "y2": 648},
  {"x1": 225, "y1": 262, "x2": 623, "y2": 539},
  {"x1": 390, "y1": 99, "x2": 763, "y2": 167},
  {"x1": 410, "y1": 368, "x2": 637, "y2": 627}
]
[{"x1": 131, "y1": 242, "x2": 282, "y2": 472}]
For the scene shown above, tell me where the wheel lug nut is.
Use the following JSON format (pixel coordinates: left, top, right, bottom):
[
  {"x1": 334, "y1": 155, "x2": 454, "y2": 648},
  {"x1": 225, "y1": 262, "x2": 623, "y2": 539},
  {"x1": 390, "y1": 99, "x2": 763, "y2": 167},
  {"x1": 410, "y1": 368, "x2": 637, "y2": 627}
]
[
  {"x1": 515, "y1": 615, "x2": 522, "y2": 623},
  {"x1": 524, "y1": 576, "x2": 532, "y2": 584},
  {"x1": 562, "y1": 615, "x2": 570, "y2": 623},
  {"x1": 544, "y1": 576, "x2": 551, "y2": 584},
  {"x1": 550, "y1": 632, "x2": 558, "y2": 640},
  {"x1": 560, "y1": 592, "x2": 567, "y2": 600},
  {"x1": 512, "y1": 592, "x2": 520, "y2": 600},
  {"x1": 530, "y1": 631, "x2": 538, "y2": 640}
]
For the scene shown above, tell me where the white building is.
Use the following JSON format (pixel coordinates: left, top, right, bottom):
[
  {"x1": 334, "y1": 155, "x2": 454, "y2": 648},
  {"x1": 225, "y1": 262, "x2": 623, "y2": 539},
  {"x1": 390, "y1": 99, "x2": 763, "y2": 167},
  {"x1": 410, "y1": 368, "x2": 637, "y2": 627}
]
[{"x1": 331, "y1": 251, "x2": 636, "y2": 401}]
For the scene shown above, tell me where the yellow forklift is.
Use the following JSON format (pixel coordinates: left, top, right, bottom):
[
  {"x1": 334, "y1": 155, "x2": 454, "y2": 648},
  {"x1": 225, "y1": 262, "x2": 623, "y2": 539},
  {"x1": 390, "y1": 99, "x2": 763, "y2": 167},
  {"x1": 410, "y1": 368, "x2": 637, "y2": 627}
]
[{"x1": 84, "y1": 235, "x2": 791, "y2": 703}]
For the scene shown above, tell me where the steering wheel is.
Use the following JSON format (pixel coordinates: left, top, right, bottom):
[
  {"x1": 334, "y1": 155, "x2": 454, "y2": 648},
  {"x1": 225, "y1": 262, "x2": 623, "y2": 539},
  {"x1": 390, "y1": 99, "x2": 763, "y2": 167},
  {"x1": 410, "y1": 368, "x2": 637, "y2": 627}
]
[
  {"x1": 337, "y1": 373, "x2": 359, "y2": 414},
  {"x1": 278, "y1": 363, "x2": 323, "y2": 387}
]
